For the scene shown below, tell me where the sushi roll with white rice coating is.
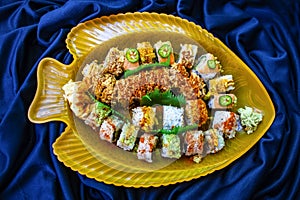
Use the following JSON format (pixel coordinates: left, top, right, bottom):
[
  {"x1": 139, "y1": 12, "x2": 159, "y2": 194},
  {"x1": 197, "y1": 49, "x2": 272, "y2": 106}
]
[
  {"x1": 161, "y1": 134, "x2": 182, "y2": 159},
  {"x1": 99, "y1": 115, "x2": 124, "y2": 143},
  {"x1": 208, "y1": 94, "x2": 237, "y2": 109},
  {"x1": 163, "y1": 106, "x2": 184, "y2": 130},
  {"x1": 212, "y1": 111, "x2": 241, "y2": 139},
  {"x1": 177, "y1": 44, "x2": 198, "y2": 69},
  {"x1": 131, "y1": 106, "x2": 157, "y2": 132},
  {"x1": 137, "y1": 133, "x2": 158, "y2": 163},
  {"x1": 195, "y1": 53, "x2": 221, "y2": 82},
  {"x1": 208, "y1": 75, "x2": 235, "y2": 94},
  {"x1": 117, "y1": 123, "x2": 139, "y2": 151},
  {"x1": 204, "y1": 129, "x2": 225, "y2": 154},
  {"x1": 183, "y1": 130, "x2": 205, "y2": 157}
]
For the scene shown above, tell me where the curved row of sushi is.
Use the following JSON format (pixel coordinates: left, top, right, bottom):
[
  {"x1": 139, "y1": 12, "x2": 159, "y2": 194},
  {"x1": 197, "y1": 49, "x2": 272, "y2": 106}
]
[{"x1": 62, "y1": 40, "x2": 264, "y2": 163}]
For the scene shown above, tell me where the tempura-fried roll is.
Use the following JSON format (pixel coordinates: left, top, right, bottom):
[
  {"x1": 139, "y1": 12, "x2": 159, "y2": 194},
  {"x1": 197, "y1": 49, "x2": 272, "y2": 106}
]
[
  {"x1": 184, "y1": 130, "x2": 205, "y2": 157},
  {"x1": 137, "y1": 133, "x2": 158, "y2": 163},
  {"x1": 177, "y1": 44, "x2": 198, "y2": 69},
  {"x1": 195, "y1": 53, "x2": 221, "y2": 82},
  {"x1": 184, "y1": 99, "x2": 208, "y2": 127},
  {"x1": 154, "y1": 41, "x2": 175, "y2": 64},
  {"x1": 203, "y1": 129, "x2": 225, "y2": 154},
  {"x1": 131, "y1": 106, "x2": 157, "y2": 132},
  {"x1": 208, "y1": 75, "x2": 235, "y2": 94},
  {"x1": 163, "y1": 106, "x2": 184, "y2": 130},
  {"x1": 99, "y1": 115, "x2": 124, "y2": 143},
  {"x1": 117, "y1": 123, "x2": 139, "y2": 151},
  {"x1": 212, "y1": 111, "x2": 241, "y2": 139},
  {"x1": 137, "y1": 42, "x2": 156, "y2": 64},
  {"x1": 161, "y1": 134, "x2": 182, "y2": 159},
  {"x1": 208, "y1": 94, "x2": 237, "y2": 109},
  {"x1": 102, "y1": 47, "x2": 125, "y2": 77}
]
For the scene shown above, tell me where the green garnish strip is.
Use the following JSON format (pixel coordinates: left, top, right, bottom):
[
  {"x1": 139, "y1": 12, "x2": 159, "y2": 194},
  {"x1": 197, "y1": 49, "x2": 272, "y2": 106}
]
[
  {"x1": 155, "y1": 124, "x2": 198, "y2": 135},
  {"x1": 123, "y1": 56, "x2": 170, "y2": 78}
]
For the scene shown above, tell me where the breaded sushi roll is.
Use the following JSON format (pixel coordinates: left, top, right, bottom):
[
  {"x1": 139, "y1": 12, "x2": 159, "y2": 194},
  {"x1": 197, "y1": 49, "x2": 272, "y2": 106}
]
[
  {"x1": 99, "y1": 115, "x2": 124, "y2": 143},
  {"x1": 208, "y1": 94, "x2": 237, "y2": 109},
  {"x1": 131, "y1": 106, "x2": 157, "y2": 132},
  {"x1": 212, "y1": 111, "x2": 241, "y2": 139},
  {"x1": 204, "y1": 129, "x2": 225, "y2": 154},
  {"x1": 102, "y1": 47, "x2": 125, "y2": 77},
  {"x1": 208, "y1": 75, "x2": 235, "y2": 94},
  {"x1": 177, "y1": 44, "x2": 198, "y2": 69},
  {"x1": 195, "y1": 53, "x2": 221, "y2": 82},
  {"x1": 161, "y1": 134, "x2": 182, "y2": 159},
  {"x1": 137, "y1": 42, "x2": 156, "y2": 64},
  {"x1": 163, "y1": 106, "x2": 184, "y2": 130},
  {"x1": 183, "y1": 130, "x2": 205, "y2": 156},
  {"x1": 117, "y1": 123, "x2": 139, "y2": 151},
  {"x1": 137, "y1": 133, "x2": 158, "y2": 163},
  {"x1": 184, "y1": 99, "x2": 208, "y2": 127},
  {"x1": 154, "y1": 41, "x2": 175, "y2": 64},
  {"x1": 124, "y1": 48, "x2": 140, "y2": 70}
]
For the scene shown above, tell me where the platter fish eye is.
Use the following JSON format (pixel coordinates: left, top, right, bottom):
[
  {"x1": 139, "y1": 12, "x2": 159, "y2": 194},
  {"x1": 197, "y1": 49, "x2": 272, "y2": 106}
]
[{"x1": 28, "y1": 12, "x2": 275, "y2": 187}]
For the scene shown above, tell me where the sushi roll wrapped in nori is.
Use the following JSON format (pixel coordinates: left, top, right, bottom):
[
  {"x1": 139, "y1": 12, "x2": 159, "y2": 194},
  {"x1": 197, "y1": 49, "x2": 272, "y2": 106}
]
[
  {"x1": 212, "y1": 111, "x2": 241, "y2": 139},
  {"x1": 124, "y1": 48, "x2": 140, "y2": 70},
  {"x1": 154, "y1": 41, "x2": 175, "y2": 64},
  {"x1": 208, "y1": 94, "x2": 237, "y2": 109},
  {"x1": 117, "y1": 123, "x2": 139, "y2": 151},
  {"x1": 204, "y1": 129, "x2": 225, "y2": 154},
  {"x1": 163, "y1": 106, "x2": 184, "y2": 130},
  {"x1": 131, "y1": 106, "x2": 157, "y2": 132},
  {"x1": 137, "y1": 42, "x2": 156, "y2": 64},
  {"x1": 99, "y1": 115, "x2": 124, "y2": 143},
  {"x1": 177, "y1": 44, "x2": 198, "y2": 69},
  {"x1": 208, "y1": 75, "x2": 235, "y2": 95},
  {"x1": 183, "y1": 130, "x2": 205, "y2": 157},
  {"x1": 137, "y1": 133, "x2": 158, "y2": 163},
  {"x1": 161, "y1": 134, "x2": 182, "y2": 159},
  {"x1": 195, "y1": 53, "x2": 221, "y2": 82}
]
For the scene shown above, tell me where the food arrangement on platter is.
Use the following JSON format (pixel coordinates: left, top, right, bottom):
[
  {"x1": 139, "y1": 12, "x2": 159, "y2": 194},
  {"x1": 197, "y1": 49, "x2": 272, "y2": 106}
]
[{"x1": 62, "y1": 40, "x2": 264, "y2": 163}]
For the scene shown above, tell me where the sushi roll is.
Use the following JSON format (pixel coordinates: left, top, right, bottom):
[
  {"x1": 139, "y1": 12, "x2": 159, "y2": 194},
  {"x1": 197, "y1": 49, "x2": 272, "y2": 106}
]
[
  {"x1": 208, "y1": 94, "x2": 237, "y2": 109},
  {"x1": 137, "y1": 133, "x2": 158, "y2": 163},
  {"x1": 194, "y1": 53, "x2": 221, "y2": 82},
  {"x1": 163, "y1": 106, "x2": 184, "y2": 130},
  {"x1": 183, "y1": 130, "x2": 205, "y2": 157},
  {"x1": 102, "y1": 47, "x2": 125, "y2": 77},
  {"x1": 131, "y1": 106, "x2": 158, "y2": 131},
  {"x1": 184, "y1": 99, "x2": 208, "y2": 127},
  {"x1": 208, "y1": 75, "x2": 235, "y2": 94},
  {"x1": 204, "y1": 129, "x2": 225, "y2": 154},
  {"x1": 161, "y1": 134, "x2": 182, "y2": 159},
  {"x1": 177, "y1": 44, "x2": 198, "y2": 69},
  {"x1": 117, "y1": 123, "x2": 139, "y2": 151},
  {"x1": 212, "y1": 111, "x2": 241, "y2": 139},
  {"x1": 99, "y1": 115, "x2": 124, "y2": 143},
  {"x1": 124, "y1": 48, "x2": 140, "y2": 70},
  {"x1": 137, "y1": 42, "x2": 156, "y2": 64},
  {"x1": 154, "y1": 41, "x2": 175, "y2": 64}
]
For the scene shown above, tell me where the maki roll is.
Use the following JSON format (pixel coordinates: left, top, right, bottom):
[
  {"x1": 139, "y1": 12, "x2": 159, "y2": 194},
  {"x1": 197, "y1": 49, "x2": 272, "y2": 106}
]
[
  {"x1": 117, "y1": 123, "x2": 139, "y2": 151},
  {"x1": 131, "y1": 106, "x2": 158, "y2": 131},
  {"x1": 154, "y1": 41, "x2": 175, "y2": 64},
  {"x1": 208, "y1": 75, "x2": 235, "y2": 94},
  {"x1": 163, "y1": 106, "x2": 184, "y2": 130},
  {"x1": 212, "y1": 111, "x2": 241, "y2": 139},
  {"x1": 208, "y1": 94, "x2": 237, "y2": 109},
  {"x1": 183, "y1": 130, "x2": 205, "y2": 157},
  {"x1": 102, "y1": 47, "x2": 125, "y2": 77},
  {"x1": 124, "y1": 48, "x2": 140, "y2": 70},
  {"x1": 177, "y1": 44, "x2": 198, "y2": 69},
  {"x1": 204, "y1": 129, "x2": 225, "y2": 154},
  {"x1": 161, "y1": 134, "x2": 182, "y2": 159},
  {"x1": 195, "y1": 53, "x2": 221, "y2": 82},
  {"x1": 99, "y1": 115, "x2": 124, "y2": 143},
  {"x1": 137, "y1": 133, "x2": 158, "y2": 163},
  {"x1": 137, "y1": 42, "x2": 156, "y2": 64},
  {"x1": 184, "y1": 99, "x2": 208, "y2": 127}
]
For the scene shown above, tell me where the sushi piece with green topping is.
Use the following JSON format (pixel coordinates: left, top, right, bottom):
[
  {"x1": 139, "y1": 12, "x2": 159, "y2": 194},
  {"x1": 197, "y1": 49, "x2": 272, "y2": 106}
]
[
  {"x1": 161, "y1": 134, "x2": 182, "y2": 159},
  {"x1": 117, "y1": 123, "x2": 139, "y2": 151}
]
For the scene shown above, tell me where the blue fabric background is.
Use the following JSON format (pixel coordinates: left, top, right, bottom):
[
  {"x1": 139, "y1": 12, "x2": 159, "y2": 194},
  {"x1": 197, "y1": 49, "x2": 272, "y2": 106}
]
[{"x1": 0, "y1": 0, "x2": 299, "y2": 199}]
